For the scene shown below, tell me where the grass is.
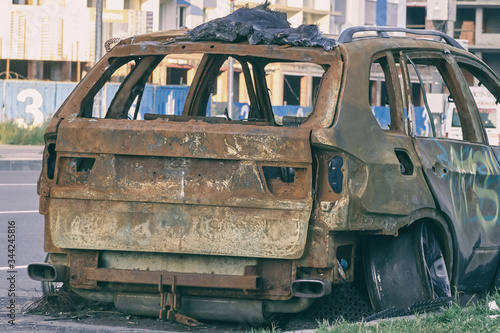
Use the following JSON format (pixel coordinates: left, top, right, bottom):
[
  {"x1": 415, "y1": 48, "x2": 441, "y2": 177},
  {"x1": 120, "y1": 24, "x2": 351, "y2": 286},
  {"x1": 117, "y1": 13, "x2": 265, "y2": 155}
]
[
  {"x1": 312, "y1": 290, "x2": 500, "y2": 333},
  {"x1": 24, "y1": 287, "x2": 500, "y2": 332},
  {"x1": 0, "y1": 120, "x2": 47, "y2": 145},
  {"x1": 24, "y1": 284, "x2": 114, "y2": 318},
  {"x1": 250, "y1": 289, "x2": 500, "y2": 333}
]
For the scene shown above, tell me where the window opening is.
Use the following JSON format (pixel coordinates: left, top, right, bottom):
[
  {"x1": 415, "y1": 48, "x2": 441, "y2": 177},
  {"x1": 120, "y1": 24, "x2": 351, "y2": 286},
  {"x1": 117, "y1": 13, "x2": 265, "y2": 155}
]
[
  {"x1": 180, "y1": 55, "x2": 324, "y2": 126},
  {"x1": 80, "y1": 52, "x2": 325, "y2": 127},
  {"x1": 369, "y1": 61, "x2": 391, "y2": 129},
  {"x1": 266, "y1": 62, "x2": 324, "y2": 126},
  {"x1": 80, "y1": 55, "x2": 186, "y2": 120},
  {"x1": 403, "y1": 55, "x2": 482, "y2": 142},
  {"x1": 369, "y1": 56, "x2": 402, "y2": 131},
  {"x1": 406, "y1": 57, "x2": 437, "y2": 138},
  {"x1": 448, "y1": 62, "x2": 500, "y2": 145},
  {"x1": 177, "y1": 6, "x2": 186, "y2": 28}
]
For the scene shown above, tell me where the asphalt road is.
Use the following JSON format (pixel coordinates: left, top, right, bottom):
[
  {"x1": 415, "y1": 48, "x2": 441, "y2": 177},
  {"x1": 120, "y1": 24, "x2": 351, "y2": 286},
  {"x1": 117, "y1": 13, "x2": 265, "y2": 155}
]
[{"x1": 0, "y1": 170, "x2": 45, "y2": 298}]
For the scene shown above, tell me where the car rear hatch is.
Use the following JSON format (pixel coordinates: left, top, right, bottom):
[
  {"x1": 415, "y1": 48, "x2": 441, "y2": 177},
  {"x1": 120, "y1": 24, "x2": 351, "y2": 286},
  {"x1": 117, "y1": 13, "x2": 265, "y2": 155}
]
[{"x1": 48, "y1": 117, "x2": 313, "y2": 259}]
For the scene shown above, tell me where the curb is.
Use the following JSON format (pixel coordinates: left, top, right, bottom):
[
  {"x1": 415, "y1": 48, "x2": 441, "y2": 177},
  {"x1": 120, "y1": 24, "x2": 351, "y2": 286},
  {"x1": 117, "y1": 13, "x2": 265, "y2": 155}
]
[{"x1": 0, "y1": 159, "x2": 42, "y2": 171}]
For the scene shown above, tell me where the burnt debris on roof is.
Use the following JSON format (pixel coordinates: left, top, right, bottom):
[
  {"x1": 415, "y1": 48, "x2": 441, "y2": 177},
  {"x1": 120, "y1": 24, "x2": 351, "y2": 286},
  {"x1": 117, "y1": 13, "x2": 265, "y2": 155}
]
[{"x1": 188, "y1": 1, "x2": 337, "y2": 51}]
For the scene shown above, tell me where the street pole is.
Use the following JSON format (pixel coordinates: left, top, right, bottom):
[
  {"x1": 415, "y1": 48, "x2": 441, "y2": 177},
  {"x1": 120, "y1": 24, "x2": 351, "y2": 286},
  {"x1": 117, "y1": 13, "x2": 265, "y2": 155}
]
[
  {"x1": 95, "y1": 0, "x2": 103, "y2": 117},
  {"x1": 227, "y1": 0, "x2": 234, "y2": 119}
]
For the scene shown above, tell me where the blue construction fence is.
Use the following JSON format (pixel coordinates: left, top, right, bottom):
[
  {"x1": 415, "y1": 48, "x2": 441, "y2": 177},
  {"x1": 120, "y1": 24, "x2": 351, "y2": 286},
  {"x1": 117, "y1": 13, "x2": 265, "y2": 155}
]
[
  {"x1": 371, "y1": 106, "x2": 433, "y2": 136},
  {"x1": 0, "y1": 80, "x2": 192, "y2": 125}
]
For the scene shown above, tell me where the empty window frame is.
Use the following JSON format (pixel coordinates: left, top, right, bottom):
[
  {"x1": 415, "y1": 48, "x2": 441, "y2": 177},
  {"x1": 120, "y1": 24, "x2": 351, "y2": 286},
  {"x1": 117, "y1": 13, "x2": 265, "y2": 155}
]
[
  {"x1": 369, "y1": 54, "x2": 405, "y2": 132},
  {"x1": 79, "y1": 52, "x2": 326, "y2": 127},
  {"x1": 401, "y1": 52, "x2": 484, "y2": 143}
]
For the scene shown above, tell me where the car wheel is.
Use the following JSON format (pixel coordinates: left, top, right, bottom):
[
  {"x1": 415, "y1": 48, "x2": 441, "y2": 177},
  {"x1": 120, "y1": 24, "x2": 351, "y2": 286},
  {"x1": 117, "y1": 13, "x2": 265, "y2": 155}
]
[{"x1": 363, "y1": 222, "x2": 451, "y2": 311}]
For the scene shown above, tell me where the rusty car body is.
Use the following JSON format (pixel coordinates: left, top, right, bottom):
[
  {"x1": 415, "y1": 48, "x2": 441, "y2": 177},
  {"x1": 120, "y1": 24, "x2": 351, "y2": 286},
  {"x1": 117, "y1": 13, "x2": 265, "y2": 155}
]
[{"x1": 28, "y1": 23, "x2": 500, "y2": 324}]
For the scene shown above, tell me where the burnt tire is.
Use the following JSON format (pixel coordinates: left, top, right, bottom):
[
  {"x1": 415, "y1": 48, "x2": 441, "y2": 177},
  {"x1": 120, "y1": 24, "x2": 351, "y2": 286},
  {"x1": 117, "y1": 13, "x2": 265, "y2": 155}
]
[{"x1": 363, "y1": 222, "x2": 451, "y2": 311}]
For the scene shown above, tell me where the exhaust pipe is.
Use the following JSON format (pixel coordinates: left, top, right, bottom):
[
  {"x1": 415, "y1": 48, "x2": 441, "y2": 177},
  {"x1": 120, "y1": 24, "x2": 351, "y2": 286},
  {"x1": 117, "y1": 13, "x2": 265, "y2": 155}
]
[
  {"x1": 113, "y1": 293, "x2": 268, "y2": 324},
  {"x1": 27, "y1": 263, "x2": 69, "y2": 282},
  {"x1": 291, "y1": 279, "x2": 332, "y2": 298}
]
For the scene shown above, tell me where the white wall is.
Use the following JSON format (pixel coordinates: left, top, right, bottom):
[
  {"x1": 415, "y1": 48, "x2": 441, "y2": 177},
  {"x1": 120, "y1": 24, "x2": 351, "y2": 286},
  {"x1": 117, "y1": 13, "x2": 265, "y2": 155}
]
[
  {"x1": 142, "y1": 0, "x2": 160, "y2": 31},
  {"x1": 205, "y1": 0, "x2": 229, "y2": 22},
  {"x1": 106, "y1": 0, "x2": 124, "y2": 10},
  {"x1": 397, "y1": 0, "x2": 406, "y2": 27},
  {"x1": 186, "y1": 0, "x2": 204, "y2": 29},
  {"x1": 345, "y1": 0, "x2": 366, "y2": 27},
  {"x1": 0, "y1": 3, "x2": 13, "y2": 59}
]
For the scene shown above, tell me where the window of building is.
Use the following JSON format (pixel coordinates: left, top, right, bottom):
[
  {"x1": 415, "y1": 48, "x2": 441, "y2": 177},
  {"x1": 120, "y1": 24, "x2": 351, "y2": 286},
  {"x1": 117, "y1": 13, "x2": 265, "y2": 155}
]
[
  {"x1": 455, "y1": 8, "x2": 475, "y2": 42},
  {"x1": 267, "y1": 62, "x2": 324, "y2": 124},
  {"x1": 177, "y1": 6, "x2": 187, "y2": 28},
  {"x1": 167, "y1": 67, "x2": 188, "y2": 85},
  {"x1": 406, "y1": 6, "x2": 426, "y2": 29},
  {"x1": 483, "y1": 8, "x2": 500, "y2": 34},
  {"x1": 283, "y1": 75, "x2": 301, "y2": 106}
]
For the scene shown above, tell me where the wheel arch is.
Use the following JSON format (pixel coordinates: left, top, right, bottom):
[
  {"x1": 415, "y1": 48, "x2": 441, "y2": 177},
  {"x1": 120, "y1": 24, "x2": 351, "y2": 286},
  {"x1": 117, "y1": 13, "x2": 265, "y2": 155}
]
[
  {"x1": 361, "y1": 211, "x2": 457, "y2": 311},
  {"x1": 405, "y1": 212, "x2": 458, "y2": 291}
]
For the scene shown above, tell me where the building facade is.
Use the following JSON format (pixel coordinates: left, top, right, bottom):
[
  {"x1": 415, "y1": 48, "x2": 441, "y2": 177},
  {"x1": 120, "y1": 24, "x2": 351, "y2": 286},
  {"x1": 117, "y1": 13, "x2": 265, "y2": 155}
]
[
  {"x1": 0, "y1": 0, "x2": 415, "y2": 83},
  {"x1": 332, "y1": 0, "x2": 407, "y2": 34},
  {"x1": 454, "y1": 0, "x2": 500, "y2": 75},
  {"x1": 404, "y1": 0, "x2": 500, "y2": 75},
  {"x1": 0, "y1": 0, "x2": 221, "y2": 82}
]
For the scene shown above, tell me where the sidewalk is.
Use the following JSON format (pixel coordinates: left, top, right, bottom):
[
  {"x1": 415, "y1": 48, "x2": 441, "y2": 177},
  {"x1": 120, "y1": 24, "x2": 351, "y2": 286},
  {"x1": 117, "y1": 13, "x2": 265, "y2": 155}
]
[{"x1": 0, "y1": 144, "x2": 44, "y2": 171}]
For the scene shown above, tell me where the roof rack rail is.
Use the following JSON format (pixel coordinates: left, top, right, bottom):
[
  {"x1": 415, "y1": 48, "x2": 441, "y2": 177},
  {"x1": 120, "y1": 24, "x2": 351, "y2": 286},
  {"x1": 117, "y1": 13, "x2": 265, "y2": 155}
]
[{"x1": 338, "y1": 26, "x2": 465, "y2": 50}]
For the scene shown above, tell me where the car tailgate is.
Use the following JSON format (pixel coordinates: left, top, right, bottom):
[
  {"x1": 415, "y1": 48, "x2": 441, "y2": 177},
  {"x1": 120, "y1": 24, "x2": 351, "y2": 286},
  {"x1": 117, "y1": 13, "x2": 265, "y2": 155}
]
[{"x1": 48, "y1": 118, "x2": 313, "y2": 259}]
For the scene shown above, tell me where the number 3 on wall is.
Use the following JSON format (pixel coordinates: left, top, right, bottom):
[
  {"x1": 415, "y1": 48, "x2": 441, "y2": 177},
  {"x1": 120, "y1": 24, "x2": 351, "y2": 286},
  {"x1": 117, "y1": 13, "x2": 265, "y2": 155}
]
[{"x1": 17, "y1": 88, "x2": 44, "y2": 127}]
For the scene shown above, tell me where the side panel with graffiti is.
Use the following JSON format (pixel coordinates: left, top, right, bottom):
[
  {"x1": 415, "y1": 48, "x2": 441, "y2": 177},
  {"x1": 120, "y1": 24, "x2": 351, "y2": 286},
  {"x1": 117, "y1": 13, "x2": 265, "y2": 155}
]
[
  {"x1": 400, "y1": 50, "x2": 500, "y2": 291},
  {"x1": 414, "y1": 139, "x2": 500, "y2": 290}
]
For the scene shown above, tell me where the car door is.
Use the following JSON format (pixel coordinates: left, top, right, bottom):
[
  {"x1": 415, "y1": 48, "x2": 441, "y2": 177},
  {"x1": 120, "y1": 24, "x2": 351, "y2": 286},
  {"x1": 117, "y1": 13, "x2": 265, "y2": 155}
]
[{"x1": 400, "y1": 50, "x2": 500, "y2": 291}]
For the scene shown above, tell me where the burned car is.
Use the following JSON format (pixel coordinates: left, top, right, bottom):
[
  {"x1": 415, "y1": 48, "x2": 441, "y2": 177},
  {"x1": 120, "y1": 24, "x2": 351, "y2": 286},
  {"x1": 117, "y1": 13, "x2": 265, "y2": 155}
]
[{"x1": 28, "y1": 6, "x2": 500, "y2": 325}]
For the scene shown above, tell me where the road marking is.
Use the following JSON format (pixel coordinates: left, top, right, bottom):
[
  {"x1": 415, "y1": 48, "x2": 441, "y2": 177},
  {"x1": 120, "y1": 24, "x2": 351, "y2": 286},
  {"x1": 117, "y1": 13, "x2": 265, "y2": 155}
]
[
  {"x1": 0, "y1": 210, "x2": 38, "y2": 214},
  {"x1": 0, "y1": 184, "x2": 37, "y2": 186},
  {"x1": 0, "y1": 265, "x2": 28, "y2": 270}
]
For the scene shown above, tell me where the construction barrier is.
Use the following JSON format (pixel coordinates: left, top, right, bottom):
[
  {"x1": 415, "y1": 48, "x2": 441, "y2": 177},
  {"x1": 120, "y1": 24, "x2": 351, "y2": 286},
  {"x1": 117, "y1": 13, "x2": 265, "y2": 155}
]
[{"x1": 0, "y1": 80, "x2": 190, "y2": 125}]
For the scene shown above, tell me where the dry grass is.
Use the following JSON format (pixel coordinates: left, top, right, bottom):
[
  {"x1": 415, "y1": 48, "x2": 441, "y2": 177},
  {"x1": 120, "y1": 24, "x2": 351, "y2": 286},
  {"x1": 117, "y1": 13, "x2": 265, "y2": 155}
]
[{"x1": 24, "y1": 284, "x2": 114, "y2": 317}]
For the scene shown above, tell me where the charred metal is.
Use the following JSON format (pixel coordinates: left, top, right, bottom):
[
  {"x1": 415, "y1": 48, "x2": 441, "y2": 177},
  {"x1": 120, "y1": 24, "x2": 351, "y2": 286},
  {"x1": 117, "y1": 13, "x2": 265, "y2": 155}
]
[{"x1": 28, "y1": 9, "x2": 500, "y2": 326}]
